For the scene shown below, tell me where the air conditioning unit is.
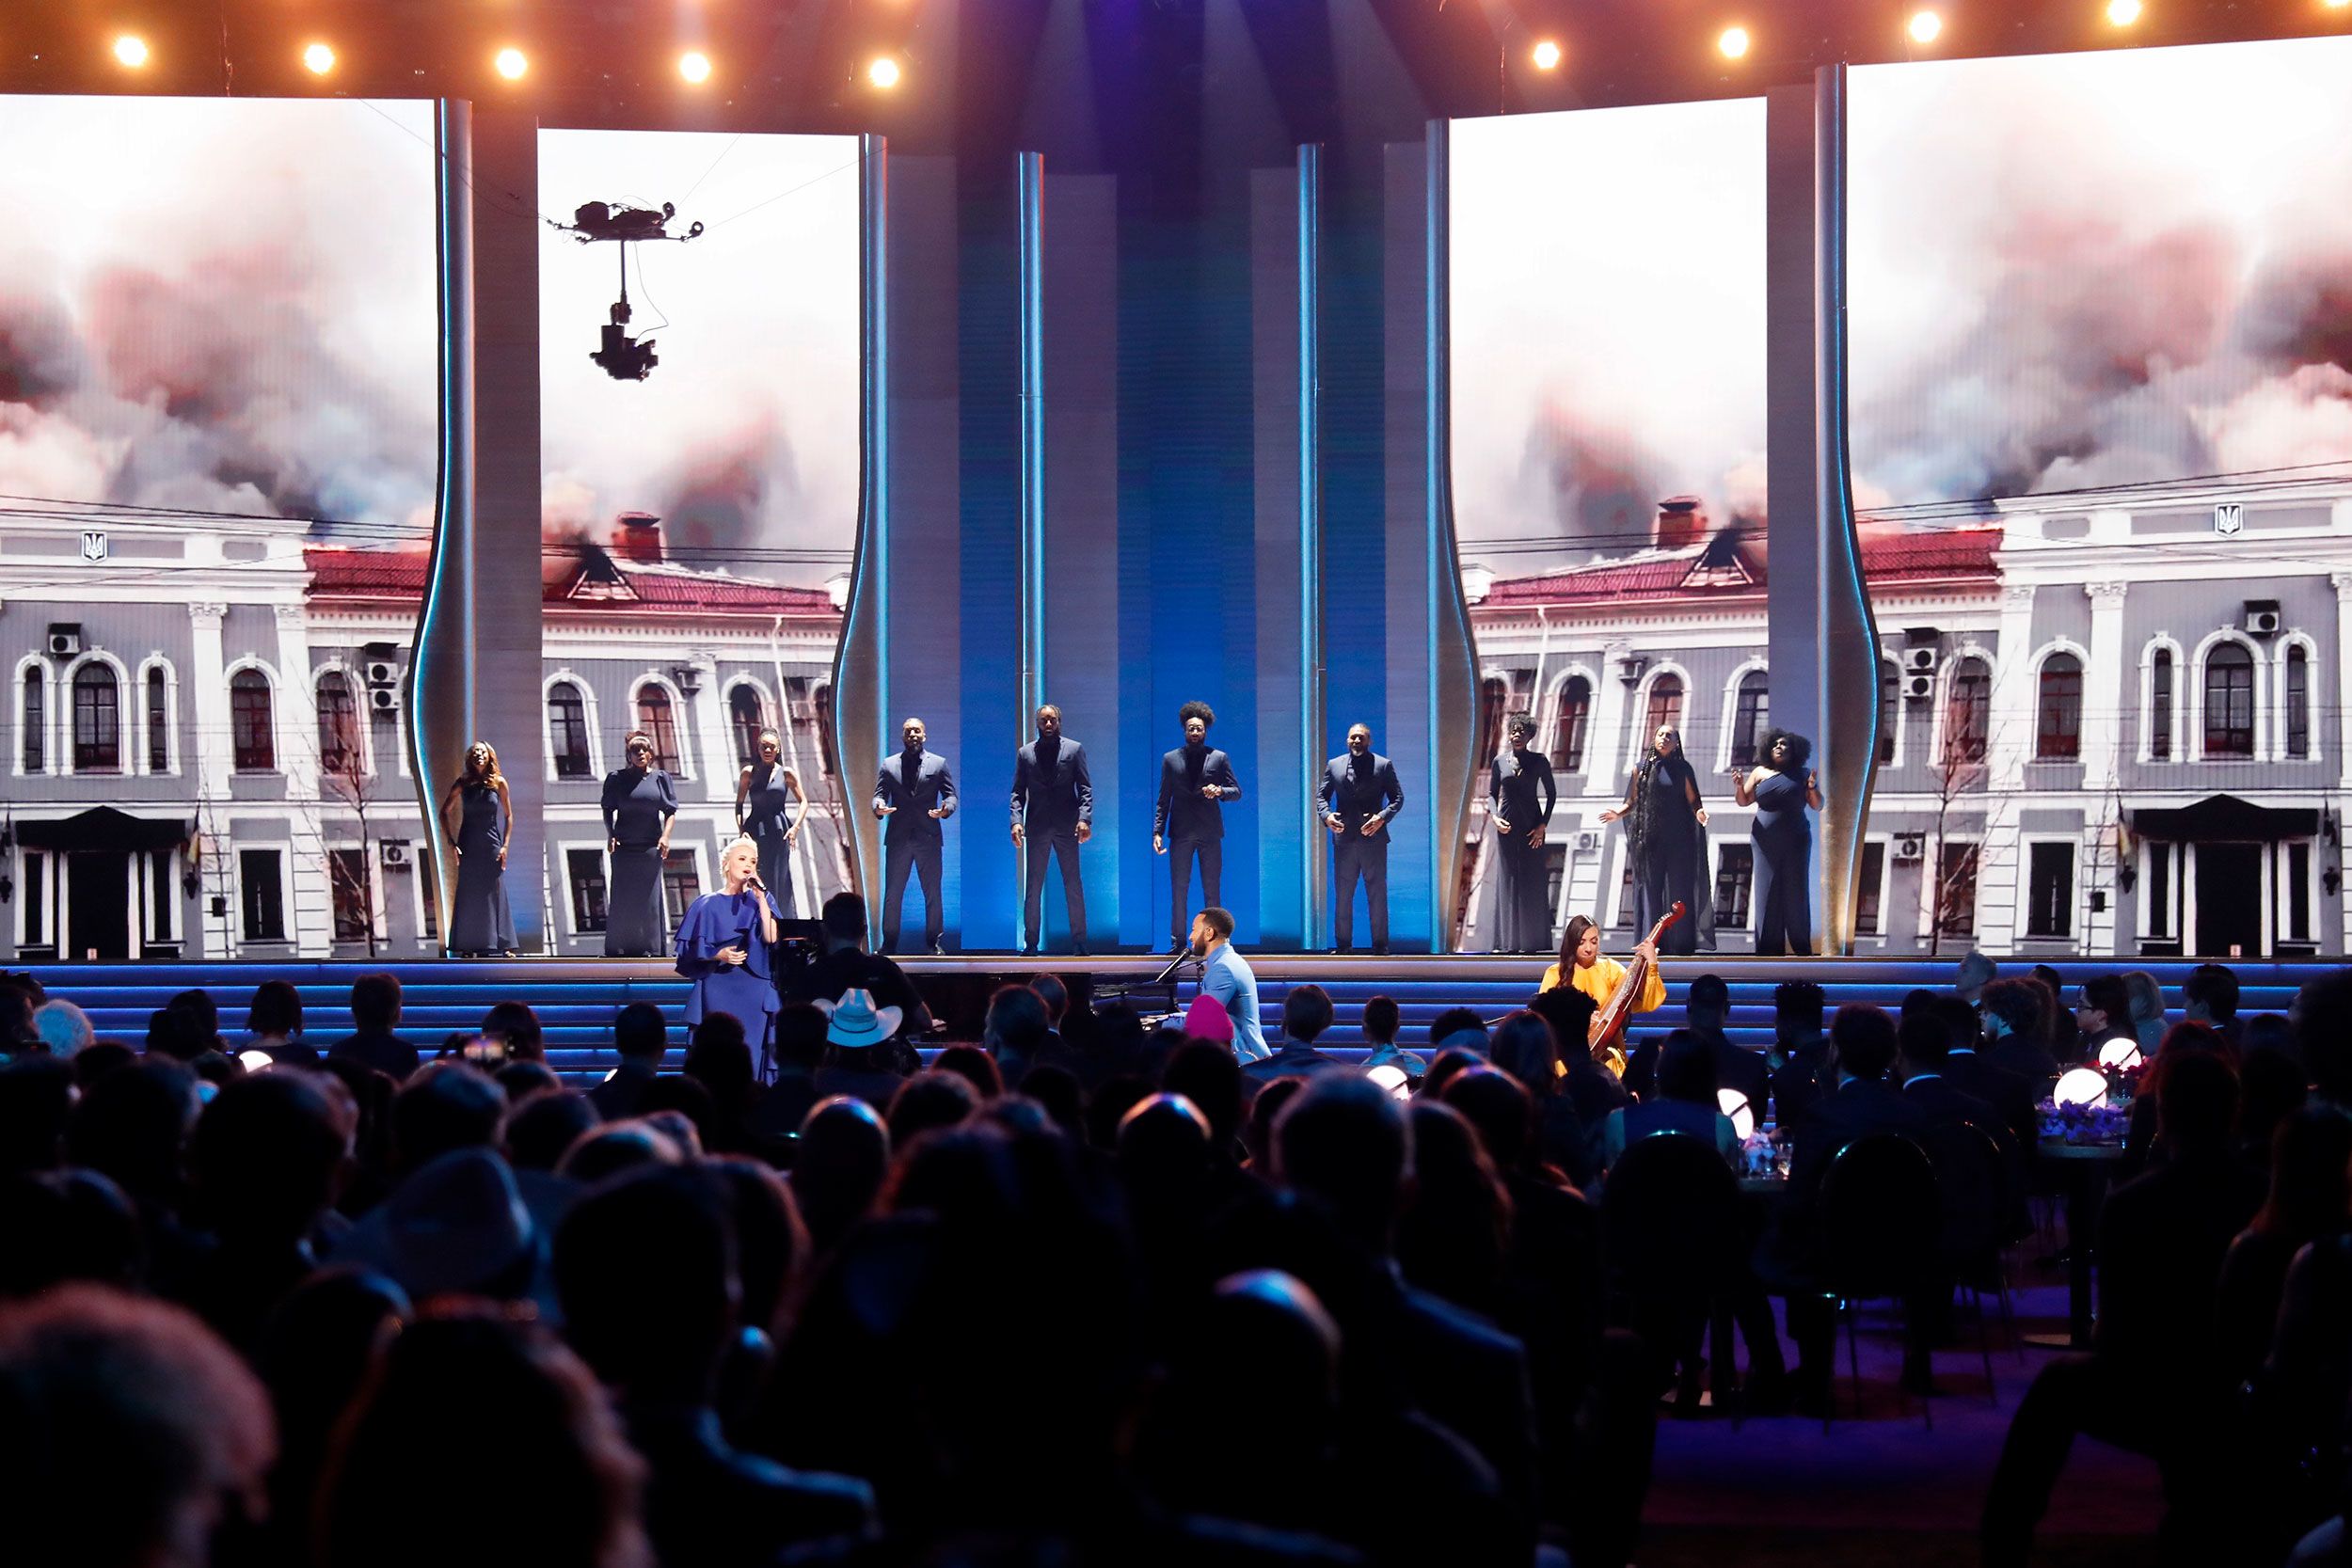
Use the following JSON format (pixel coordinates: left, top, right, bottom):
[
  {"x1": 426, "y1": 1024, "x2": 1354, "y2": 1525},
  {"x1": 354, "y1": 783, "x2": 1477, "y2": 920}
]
[
  {"x1": 380, "y1": 841, "x2": 410, "y2": 869},
  {"x1": 1903, "y1": 673, "x2": 1935, "y2": 701},
  {"x1": 1616, "y1": 656, "x2": 1648, "y2": 686},
  {"x1": 364, "y1": 660, "x2": 399, "y2": 687},
  {"x1": 47, "y1": 624, "x2": 82, "y2": 657},
  {"x1": 2244, "y1": 601, "x2": 2282, "y2": 637},
  {"x1": 1903, "y1": 646, "x2": 1939, "y2": 673},
  {"x1": 368, "y1": 687, "x2": 400, "y2": 715},
  {"x1": 1574, "y1": 831, "x2": 1600, "y2": 852},
  {"x1": 1893, "y1": 834, "x2": 1926, "y2": 863}
]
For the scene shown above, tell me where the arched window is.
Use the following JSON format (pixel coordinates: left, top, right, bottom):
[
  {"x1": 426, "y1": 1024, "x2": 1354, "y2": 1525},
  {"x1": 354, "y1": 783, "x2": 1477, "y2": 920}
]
[
  {"x1": 1549, "y1": 676, "x2": 1591, "y2": 771},
  {"x1": 2149, "y1": 647, "x2": 2174, "y2": 761},
  {"x1": 316, "y1": 671, "x2": 360, "y2": 772},
  {"x1": 1945, "y1": 657, "x2": 1990, "y2": 764},
  {"x1": 548, "y1": 681, "x2": 591, "y2": 779},
  {"x1": 21, "y1": 665, "x2": 44, "y2": 773},
  {"x1": 146, "y1": 667, "x2": 169, "y2": 773},
  {"x1": 230, "y1": 669, "x2": 276, "y2": 771},
  {"x1": 1644, "y1": 673, "x2": 1685, "y2": 738},
  {"x1": 1878, "y1": 661, "x2": 1898, "y2": 765},
  {"x1": 729, "y1": 685, "x2": 766, "y2": 768},
  {"x1": 635, "y1": 685, "x2": 682, "y2": 772},
  {"x1": 72, "y1": 663, "x2": 120, "y2": 773},
  {"x1": 2035, "y1": 653, "x2": 2082, "y2": 761},
  {"x1": 1478, "y1": 676, "x2": 1510, "y2": 762},
  {"x1": 2204, "y1": 643, "x2": 2255, "y2": 758},
  {"x1": 2287, "y1": 643, "x2": 2311, "y2": 759},
  {"x1": 1728, "y1": 670, "x2": 1770, "y2": 768}
]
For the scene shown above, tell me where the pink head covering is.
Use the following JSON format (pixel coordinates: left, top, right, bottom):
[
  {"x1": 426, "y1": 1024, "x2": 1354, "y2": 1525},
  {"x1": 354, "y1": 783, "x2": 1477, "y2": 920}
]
[{"x1": 1182, "y1": 994, "x2": 1234, "y2": 1045}]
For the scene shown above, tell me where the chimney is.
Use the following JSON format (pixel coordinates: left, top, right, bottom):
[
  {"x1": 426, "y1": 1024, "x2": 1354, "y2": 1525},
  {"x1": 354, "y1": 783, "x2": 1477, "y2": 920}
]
[
  {"x1": 614, "y1": 512, "x2": 664, "y2": 565},
  {"x1": 1655, "y1": 496, "x2": 1708, "y2": 550}
]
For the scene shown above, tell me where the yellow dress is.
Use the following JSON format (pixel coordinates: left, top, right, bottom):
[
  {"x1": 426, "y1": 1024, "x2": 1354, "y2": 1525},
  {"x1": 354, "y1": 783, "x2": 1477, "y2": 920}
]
[{"x1": 1540, "y1": 954, "x2": 1665, "y2": 1016}]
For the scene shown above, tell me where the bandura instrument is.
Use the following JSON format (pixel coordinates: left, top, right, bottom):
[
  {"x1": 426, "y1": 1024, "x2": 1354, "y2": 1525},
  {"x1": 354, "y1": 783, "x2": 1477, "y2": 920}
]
[{"x1": 1588, "y1": 900, "x2": 1684, "y2": 1079}]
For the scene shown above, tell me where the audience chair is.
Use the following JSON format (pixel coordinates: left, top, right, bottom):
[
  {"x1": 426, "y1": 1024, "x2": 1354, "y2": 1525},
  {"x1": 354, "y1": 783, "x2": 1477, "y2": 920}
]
[
  {"x1": 1816, "y1": 1134, "x2": 1941, "y2": 1432},
  {"x1": 1601, "y1": 1132, "x2": 1744, "y2": 1421}
]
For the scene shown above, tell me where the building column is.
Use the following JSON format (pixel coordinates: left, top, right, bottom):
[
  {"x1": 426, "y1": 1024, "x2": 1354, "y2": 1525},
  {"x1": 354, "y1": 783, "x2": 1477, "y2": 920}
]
[
  {"x1": 2332, "y1": 573, "x2": 2352, "y2": 791},
  {"x1": 1589, "y1": 641, "x2": 1635, "y2": 800},
  {"x1": 1988, "y1": 584, "x2": 2038, "y2": 791},
  {"x1": 186, "y1": 602, "x2": 230, "y2": 958},
  {"x1": 686, "y1": 657, "x2": 735, "y2": 804},
  {"x1": 2081, "y1": 581, "x2": 2128, "y2": 792}
]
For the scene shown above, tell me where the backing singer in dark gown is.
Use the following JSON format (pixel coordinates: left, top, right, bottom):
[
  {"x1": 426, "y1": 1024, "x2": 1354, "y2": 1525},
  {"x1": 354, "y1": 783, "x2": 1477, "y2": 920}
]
[
  {"x1": 1486, "y1": 713, "x2": 1557, "y2": 954},
  {"x1": 735, "y1": 728, "x2": 807, "y2": 920},
  {"x1": 602, "y1": 731, "x2": 678, "y2": 958},
  {"x1": 438, "y1": 741, "x2": 516, "y2": 957},
  {"x1": 1601, "y1": 724, "x2": 1706, "y2": 957},
  {"x1": 1735, "y1": 729, "x2": 1821, "y2": 956}
]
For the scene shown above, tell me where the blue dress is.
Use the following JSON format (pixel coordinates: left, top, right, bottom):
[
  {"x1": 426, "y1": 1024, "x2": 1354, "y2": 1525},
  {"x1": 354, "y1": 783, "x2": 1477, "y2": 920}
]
[
  {"x1": 740, "y1": 762, "x2": 800, "y2": 919},
  {"x1": 602, "y1": 767, "x2": 678, "y2": 958},
  {"x1": 675, "y1": 888, "x2": 782, "y2": 1050},
  {"x1": 449, "y1": 781, "x2": 516, "y2": 955},
  {"x1": 1748, "y1": 769, "x2": 1813, "y2": 956}
]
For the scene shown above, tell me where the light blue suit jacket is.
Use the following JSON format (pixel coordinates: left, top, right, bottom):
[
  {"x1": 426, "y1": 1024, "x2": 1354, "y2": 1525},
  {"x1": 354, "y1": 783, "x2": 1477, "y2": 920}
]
[{"x1": 1201, "y1": 943, "x2": 1267, "y2": 1062}]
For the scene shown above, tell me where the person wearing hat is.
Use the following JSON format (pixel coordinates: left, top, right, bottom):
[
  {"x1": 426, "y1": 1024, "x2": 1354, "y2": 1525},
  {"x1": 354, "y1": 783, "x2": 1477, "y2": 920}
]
[
  {"x1": 812, "y1": 989, "x2": 910, "y2": 1111},
  {"x1": 675, "y1": 838, "x2": 783, "y2": 1059},
  {"x1": 1189, "y1": 907, "x2": 1267, "y2": 1063}
]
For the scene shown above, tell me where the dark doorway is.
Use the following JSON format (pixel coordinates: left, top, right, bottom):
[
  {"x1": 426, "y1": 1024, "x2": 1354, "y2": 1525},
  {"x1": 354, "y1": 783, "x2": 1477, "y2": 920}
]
[
  {"x1": 2195, "y1": 843, "x2": 2263, "y2": 958},
  {"x1": 67, "y1": 850, "x2": 131, "y2": 960}
]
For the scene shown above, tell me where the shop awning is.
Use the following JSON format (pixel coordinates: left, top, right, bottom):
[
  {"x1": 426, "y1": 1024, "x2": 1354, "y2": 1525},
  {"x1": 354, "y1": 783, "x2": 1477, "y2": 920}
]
[
  {"x1": 2128, "y1": 794, "x2": 2318, "y2": 843},
  {"x1": 13, "y1": 808, "x2": 192, "y2": 854}
]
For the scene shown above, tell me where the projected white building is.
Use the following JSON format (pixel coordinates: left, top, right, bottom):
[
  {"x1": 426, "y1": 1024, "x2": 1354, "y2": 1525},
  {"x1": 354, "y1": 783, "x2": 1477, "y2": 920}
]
[{"x1": 1461, "y1": 481, "x2": 2352, "y2": 959}]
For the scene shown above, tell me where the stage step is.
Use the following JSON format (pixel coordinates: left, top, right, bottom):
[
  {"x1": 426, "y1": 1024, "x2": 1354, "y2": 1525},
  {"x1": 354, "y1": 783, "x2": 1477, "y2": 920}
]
[{"x1": 11, "y1": 956, "x2": 2333, "y2": 1085}]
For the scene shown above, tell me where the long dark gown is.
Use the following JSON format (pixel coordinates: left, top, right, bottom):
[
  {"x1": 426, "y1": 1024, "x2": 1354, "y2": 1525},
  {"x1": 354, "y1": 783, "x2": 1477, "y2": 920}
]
[
  {"x1": 1628, "y1": 754, "x2": 1702, "y2": 956},
  {"x1": 602, "y1": 766, "x2": 678, "y2": 958},
  {"x1": 448, "y1": 781, "x2": 516, "y2": 955},
  {"x1": 1748, "y1": 769, "x2": 1814, "y2": 956},
  {"x1": 1488, "y1": 747, "x2": 1558, "y2": 954},
  {"x1": 740, "y1": 762, "x2": 800, "y2": 920}
]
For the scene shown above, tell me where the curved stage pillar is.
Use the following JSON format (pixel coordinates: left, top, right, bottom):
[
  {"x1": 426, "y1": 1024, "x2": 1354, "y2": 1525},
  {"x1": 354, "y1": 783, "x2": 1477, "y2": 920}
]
[
  {"x1": 835, "y1": 135, "x2": 895, "y2": 934},
  {"x1": 1766, "y1": 69, "x2": 1881, "y2": 955}
]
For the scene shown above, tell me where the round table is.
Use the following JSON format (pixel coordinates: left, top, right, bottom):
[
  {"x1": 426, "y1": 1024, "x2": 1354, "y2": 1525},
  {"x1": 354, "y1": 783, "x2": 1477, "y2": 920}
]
[{"x1": 2029, "y1": 1138, "x2": 2126, "y2": 1350}]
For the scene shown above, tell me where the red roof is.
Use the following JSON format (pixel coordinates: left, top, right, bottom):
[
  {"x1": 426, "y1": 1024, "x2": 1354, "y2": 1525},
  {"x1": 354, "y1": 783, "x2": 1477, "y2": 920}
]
[
  {"x1": 1478, "y1": 525, "x2": 1998, "y2": 608},
  {"x1": 304, "y1": 546, "x2": 838, "y2": 618}
]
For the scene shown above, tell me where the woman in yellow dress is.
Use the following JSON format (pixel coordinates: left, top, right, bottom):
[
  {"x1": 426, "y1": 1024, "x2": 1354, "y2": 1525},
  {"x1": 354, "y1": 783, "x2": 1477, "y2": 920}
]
[{"x1": 1541, "y1": 913, "x2": 1664, "y2": 1018}]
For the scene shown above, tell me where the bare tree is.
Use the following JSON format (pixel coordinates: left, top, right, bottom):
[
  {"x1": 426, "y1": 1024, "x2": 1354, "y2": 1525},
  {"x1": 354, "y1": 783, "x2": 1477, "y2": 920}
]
[
  {"x1": 1926, "y1": 707, "x2": 1993, "y2": 958},
  {"x1": 313, "y1": 723, "x2": 387, "y2": 958}
]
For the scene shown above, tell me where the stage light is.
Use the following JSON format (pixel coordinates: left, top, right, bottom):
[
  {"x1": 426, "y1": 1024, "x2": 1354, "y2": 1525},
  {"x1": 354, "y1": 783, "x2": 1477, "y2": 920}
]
[
  {"x1": 303, "y1": 41, "x2": 336, "y2": 76},
  {"x1": 2328, "y1": 0, "x2": 2350, "y2": 11},
  {"x1": 1531, "y1": 39, "x2": 1563, "y2": 71},
  {"x1": 2106, "y1": 0, "x2": 2142, "y2": 24},
  {"x1": 867, "y1": 55, "x2": 901, "y2": 89},
  {"x1": 112, "y1": 33, "x2": 149, "y2": 69},
  {"x1": 494, "y1": 46, "x2": 529, "y2": 81},
  {"x1": 1908, "y1": 9, "x2": 1943, "y2": 43},
  {"x1": 678, "y1": 49, "x2": 711, "y2": 84},
  {"x1": 1717, "y1": 25, "x2": 1751, "y2": 59}
]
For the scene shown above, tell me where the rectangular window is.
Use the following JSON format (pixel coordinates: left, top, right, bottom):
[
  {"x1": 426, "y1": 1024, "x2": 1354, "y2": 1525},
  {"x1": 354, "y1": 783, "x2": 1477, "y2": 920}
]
[
  {"x1": 2026, "y1": 842, "x2": 2074, "y2": 939},
  {"x1": 1614, "y1": 863, "x2": 1638, "y2": 928},
  {"x1": 2289, "y1": 651, "x2": 2311, "y2": 759},
  {"x1": 2150, "y1": 654, "x2": 2173, "y2": 761},
  {"x1": 73, "y1": 671, "x2": 120, "y2": 772},
  {"x1": 21, "y1": 671, "x2": 42, "y2": 773},
  {"x1": 2147, "y1": 843, "x2": 2173, "y2": 940},
  {"x1": 2289, "y1": 842, "x2": 2312, "y2": 943},
  {"x1": 661, "y1": 850, "x2": 702, "y2": 927},
  {"x1": 419, "y1": 853, "x2": 439, "y2": 942},
  {"x1": 23, "y1": 851, "x2": 47, "y2": 948},
  {"x1": 1713, "y1": 842, "x2": 1754, "y2": 932},
  {"x1": 1877, "y1": 666, "x2": 1898, "y2": 765},
  {"x1": 330, "y1": 849, "x2": 371, "y2": 943},
  {"x1": 1855, "y1": 842, "x2": 1885, "y2": 935},
  {"x1": 568, "y1": 848, "x2": 610, "y2": 933},
  {"x1": 1935, "y1": 842, "x2": 1979, "y2": 937},
  {"x1": 1542, "y1": 843, "x2": 1567, "y2": 929},
  {"x1": 240, "y1": 849, "x2": 286, "y2": 942},
  {"x1": 148, "y1": 847, "x2": 174, "y2": 945}
]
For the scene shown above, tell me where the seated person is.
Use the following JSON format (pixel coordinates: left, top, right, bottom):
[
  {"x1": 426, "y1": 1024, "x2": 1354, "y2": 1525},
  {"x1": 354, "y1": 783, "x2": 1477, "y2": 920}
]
[
  {"x1": 790, "y1": 894, "x2": 933, "y2": 1037},
  {"x1": 1598, "y1": 1031, "x2": 1739, "y2": 1172}
]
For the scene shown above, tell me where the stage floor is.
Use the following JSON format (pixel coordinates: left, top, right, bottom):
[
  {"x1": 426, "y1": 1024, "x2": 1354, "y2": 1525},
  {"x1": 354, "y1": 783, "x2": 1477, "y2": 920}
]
[{"x1": 16, "y1": 952, "x2": 2335, "y2": 1081}]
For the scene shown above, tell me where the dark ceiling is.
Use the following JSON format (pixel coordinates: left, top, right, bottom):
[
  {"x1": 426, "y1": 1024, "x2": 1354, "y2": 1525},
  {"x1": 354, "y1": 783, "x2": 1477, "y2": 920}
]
[{"x1": 3, "y1": 0, "x2": 2342, "y2": 165}]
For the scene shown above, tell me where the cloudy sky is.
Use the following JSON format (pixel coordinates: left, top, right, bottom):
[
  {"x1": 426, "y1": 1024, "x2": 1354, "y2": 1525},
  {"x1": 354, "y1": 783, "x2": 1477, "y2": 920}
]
[
  {"x1": 538, "y1": 130, "x2": 862, "y2": 591},
  {"x1": 0, "y1": 96, "x2": 438, "y2": 535},
  {"x1": 1449, "y1": 98, "x2": 1769, "y2": 575},
  {"x1": 1849, "y1": 36, "x2": 2352, "y2": 509}
]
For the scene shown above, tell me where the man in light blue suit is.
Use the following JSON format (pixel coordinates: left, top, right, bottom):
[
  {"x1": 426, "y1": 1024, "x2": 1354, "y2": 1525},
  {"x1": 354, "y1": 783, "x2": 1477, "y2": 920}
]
[
  {"x1": 1190, "y1": 906, "x2": 1266, "y2": 1063},
  {"x1": 873, "y1": 716, "x2": 956, "y2": 954}
]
